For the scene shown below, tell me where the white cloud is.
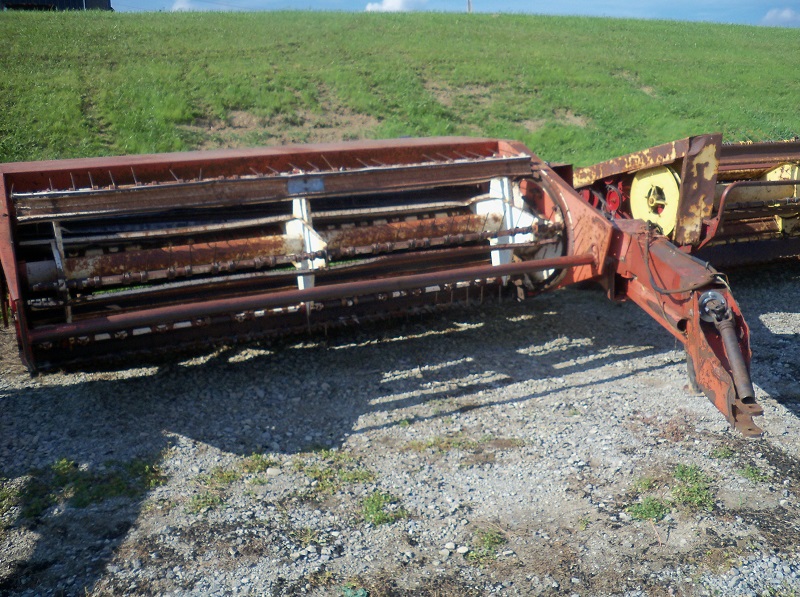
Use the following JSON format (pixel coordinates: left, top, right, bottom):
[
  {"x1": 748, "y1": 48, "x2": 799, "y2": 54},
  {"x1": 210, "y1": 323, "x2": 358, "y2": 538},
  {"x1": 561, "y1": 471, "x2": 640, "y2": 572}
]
[
  {"x1": 761, "y1": 7, "x2": 800, "y2": 26},
  {"x1": 365, "y1": 0, "x2": 415, "y2": 12},
  {"x1": 171, "y1": 0, "x2": 195, "y2": 10}
]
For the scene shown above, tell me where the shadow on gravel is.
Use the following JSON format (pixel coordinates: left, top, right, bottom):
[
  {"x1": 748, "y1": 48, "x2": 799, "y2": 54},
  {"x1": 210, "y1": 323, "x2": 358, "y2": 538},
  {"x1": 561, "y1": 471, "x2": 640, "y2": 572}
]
[
  {"x1": 725, "y1": 260, "x2": 800, "y2": 419},
  {"x1": 0, "y1": 264, "x2": 796, "y2": 594}
]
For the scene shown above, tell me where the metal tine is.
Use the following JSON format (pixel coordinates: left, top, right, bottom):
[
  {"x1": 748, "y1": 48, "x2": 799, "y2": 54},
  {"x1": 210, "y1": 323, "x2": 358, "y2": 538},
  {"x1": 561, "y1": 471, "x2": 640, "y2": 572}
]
[
  {"x1": 307, "y1": 161, "x2": 321, "y2": 172},
  {"x1": 288, "y1": 162, "x2": 304, "y2": 173},
  {"x1": 370, "y1": 158, "x2": 386, "y2": 166},
  {"x1": 108, "y1": 171, "x2": 117, "y2": 189},
  {"x1": 355, "y1": 158, "x2": 371, "y2": 168},
  {"x1": 481, "y1": 213, "x2": 492, "y2": 235},
  {"x1": 320, "y1": 154, "x2": 335, "y2": 171},
  {"x1": 436, "y1": 152, "x2": 454, "y2": 162},
  {"x1": 453, "y1": 151, "x2": 469, "y2": 160},
  {"x1": 421, "y1": 154, "x2": 438, "y2": 164},
  {"x1": 169, "y1": 169, "x2": 181, "y2": 182},
  {"x1": 49, "y1": 178, "x2": 54, "y2": 191},
  {"x1": 131, "y1": 168, "x2": 140, "y2": 185},
  {"x1": 446, "y1": 211, "x2": 459, "y2": 237},
  {"x1": 69, "y1": 172, "x2": 77, "y2": 191},
  {"x1": 249, "y1": 167, "x2": 263, "y2": 177},
  {"x1": 88, "y1": 171, "x2": 96, "y2": 189}
]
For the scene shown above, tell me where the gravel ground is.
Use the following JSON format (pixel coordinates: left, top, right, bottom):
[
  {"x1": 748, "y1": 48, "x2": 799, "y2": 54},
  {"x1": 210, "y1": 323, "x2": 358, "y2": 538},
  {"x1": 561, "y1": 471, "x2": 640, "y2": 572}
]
[{"x1": 1, "y1": 261, "x2": 799, "y2": 596}]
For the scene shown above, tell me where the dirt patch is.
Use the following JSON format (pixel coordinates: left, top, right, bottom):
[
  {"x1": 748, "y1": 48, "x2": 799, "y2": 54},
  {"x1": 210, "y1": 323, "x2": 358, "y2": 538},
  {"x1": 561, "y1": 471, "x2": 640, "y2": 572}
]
[
  {"x1": 423, "y1": 81, "x2": 492, "y2": 110},
  {"x1": 520, "y1": 109, "x2": 588, "y2": 132},
  {"x1": 520, "y1": 119, "x2": 547, "y2": 133},
  {"x1": 613, "y1": 70, "x2": 657, "y2": 97},
  {"x1": 554, "y1": 108, "x2": 588, "y2": 128},
  {"x1": 182, "y1": 103, "x2": 380, "y2": 150}
]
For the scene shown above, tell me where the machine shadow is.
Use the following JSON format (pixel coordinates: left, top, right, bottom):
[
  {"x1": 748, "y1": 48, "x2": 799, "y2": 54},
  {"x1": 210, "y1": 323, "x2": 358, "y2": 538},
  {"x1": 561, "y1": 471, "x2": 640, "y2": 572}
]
[
  {"x1": 0, "y1": 278, "x2": 784, "y2": 594},
  {"x1": 725, "y1": 260, "x2": 800, "y2": 418}
]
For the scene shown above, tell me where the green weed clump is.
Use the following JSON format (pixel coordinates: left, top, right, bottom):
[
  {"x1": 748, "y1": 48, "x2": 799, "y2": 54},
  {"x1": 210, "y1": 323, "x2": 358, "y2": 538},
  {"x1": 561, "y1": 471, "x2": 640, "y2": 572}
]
[
  {"x1": 710, "y1": 446, "x2": 735, "y2": 459},
  {"x1": 294, "y1": 449, "x2": 375, "y2": 494},
  {"x1": 465, "y1": 527, "x2": 507, "y2": 566},
  {"x1": 626, "y1": 463, "x2": 718, "y2": 520},
  {"x1": 406, "y1": 433, "x2": 480, "y2": 453},
  {"x1": 406, "y1": 433, "x2": 524, "y2": 455},
  {"x1": 672, "y1": 464, "x2": 715, "y2": 511},
  {"x1": 627, "y1": 496, "x2": 670, "y2": 522},
  {"x1": 186, "y1": 491, "x2": 223, "y2": 514},
  {"x1": 240, "y1": 453, "x2": 279, "y2": 474},
  {"x1": 631, "y1": 477, "x2": 655, "y2": 494},
  {"x1": 362, "y1": 491, "x2": 409, "y2": 526},
  {"x1": 197, "y1": 466, "x2": 242, "y2": 489},
  {"x1": 740, "y1": 464, "x2": 770, "y2": 484},
  {"x1": 10, "y1": 457, "x2": 166, "y2": 520},
  {"x1": 0, "y1": 477, "x2": 19, "y2": 529},
  {"x1": 341, "y1": 586, "x2": 369, "y2": 597}
]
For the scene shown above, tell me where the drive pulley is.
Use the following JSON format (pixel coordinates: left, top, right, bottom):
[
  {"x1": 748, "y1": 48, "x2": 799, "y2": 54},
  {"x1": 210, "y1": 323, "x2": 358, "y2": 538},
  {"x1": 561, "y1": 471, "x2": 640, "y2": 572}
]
[{"x1": 629, "y1": 166, "x2": 681, "y2": 236}]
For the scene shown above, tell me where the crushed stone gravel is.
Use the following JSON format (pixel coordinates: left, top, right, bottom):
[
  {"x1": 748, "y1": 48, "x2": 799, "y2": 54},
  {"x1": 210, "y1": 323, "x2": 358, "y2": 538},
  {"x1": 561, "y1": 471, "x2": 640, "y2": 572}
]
[{"x1": 1, "y1": 261, "x2": 799, "y2": 596}]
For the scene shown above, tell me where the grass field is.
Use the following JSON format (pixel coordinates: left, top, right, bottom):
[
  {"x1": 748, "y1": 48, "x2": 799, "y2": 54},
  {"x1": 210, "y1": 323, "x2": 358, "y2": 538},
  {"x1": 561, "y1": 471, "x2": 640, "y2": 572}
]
[{"x1": 1, "y1": 11, "x2": 799, "y2": 165}]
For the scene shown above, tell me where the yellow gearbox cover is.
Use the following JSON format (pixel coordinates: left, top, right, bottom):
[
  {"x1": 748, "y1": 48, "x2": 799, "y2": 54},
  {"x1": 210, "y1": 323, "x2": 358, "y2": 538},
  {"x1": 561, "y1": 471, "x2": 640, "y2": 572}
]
[
  {"x1": 764, "y1": 163, "x2": 800, "y2": 201},
  {"x1": 630, "y1": 166, "x2": 681, "y2": 236}
]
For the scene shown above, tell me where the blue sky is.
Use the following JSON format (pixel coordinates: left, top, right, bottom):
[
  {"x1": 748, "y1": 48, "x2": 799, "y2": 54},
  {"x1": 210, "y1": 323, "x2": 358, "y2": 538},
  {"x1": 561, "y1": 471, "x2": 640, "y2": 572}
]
[{"x1": 111, "y1": 0, "x2": 800, "y2": 27}]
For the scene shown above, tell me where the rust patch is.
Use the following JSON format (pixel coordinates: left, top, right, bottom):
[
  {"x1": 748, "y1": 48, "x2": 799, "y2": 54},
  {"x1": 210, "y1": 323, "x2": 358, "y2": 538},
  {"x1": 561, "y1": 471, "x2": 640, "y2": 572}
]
[
  {"x1": 573, "y1": 138, "x2": 691, "y2": 188},
  {"x1": 674, "y1": 134, "x2": 722, "y2": 246},
  {"x1": 63, "y1": 235, "x2": 301, "y2": 282},
  {"x1": 320, "y1": 213, "x2": 503, "y2": 251}
]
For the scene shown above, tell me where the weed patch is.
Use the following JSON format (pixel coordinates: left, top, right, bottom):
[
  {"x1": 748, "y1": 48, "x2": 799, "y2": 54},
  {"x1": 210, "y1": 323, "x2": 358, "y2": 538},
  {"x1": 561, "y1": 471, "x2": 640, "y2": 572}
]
[
  {"x1": 631, "y1": 476, "x2": 656, "y2": 494},
  {"x1": 291, "y1": 526, "x2": 321, "y2": 548},
  {"x1": 0, "y1": 477, "x2": 19, "y2": 528},
  {"x1": 186, "y1": 491, "x2": 223, "y2": 514},
  {"x1": 626, "y1": 464, "x2": 716, "y2": 520},
  {"x1": 294, "y1": 449, "x2": 375, "y2": 494},
  {"x1": 197, "y1": 466, "x2": 242, "y2": 489},
  {"x1": 406, "y1": 433, "x2": 480, "y2": 453},
  {"x1": 710, "y1": 446, "x2": 735, "y2": 459},
  {"x1": 240, "y1": 453, "x2": 279, "y2": 474},
  {"x1": 13, "y1": 457, "x2": 166, "y2": 520},
  {"x1": 672, "y1": 464, "x2": 715, "y2": 511},
  {"x1": 406, "y1": 433, "x2": 524, "y2": 454},
  {"x1": 627, "y1": 496, "x2": 670, "y2": 522},
  {"x1": 465, "y1": 527, "x2": 507, "y2": 566},
  {"x1": 740, "y1": 464, "x2": 770, "y2": 484},
  {"x1": 362, "y1": 491, "x2": 409, "y2": 526}
]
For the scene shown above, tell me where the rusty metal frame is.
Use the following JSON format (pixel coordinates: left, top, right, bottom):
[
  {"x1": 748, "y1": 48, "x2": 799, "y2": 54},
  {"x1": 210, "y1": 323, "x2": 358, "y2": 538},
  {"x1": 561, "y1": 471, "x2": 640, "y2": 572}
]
[
  {"x1": 607, "y1": 219, "x2": 762, "y2": 436},
  {"x1": 575, "y1": 134, "x2": 800, "y2": 256},
  {"x1": 0, "y1": 136, "x2": 764, "y2": 435},
  {"x1": 573, "y1": 134, "x2": 723, "y2": 245},
  {"x1": 699, "y1": 178, "x2": 800, "y2": 250}
]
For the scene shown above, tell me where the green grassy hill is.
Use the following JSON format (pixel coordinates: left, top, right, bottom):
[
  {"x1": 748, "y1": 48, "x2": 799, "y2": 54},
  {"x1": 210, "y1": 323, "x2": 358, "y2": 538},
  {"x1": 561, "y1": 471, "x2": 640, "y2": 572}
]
[{"x1": 1, "y1": 11, "x2": 798, "y2": 165}]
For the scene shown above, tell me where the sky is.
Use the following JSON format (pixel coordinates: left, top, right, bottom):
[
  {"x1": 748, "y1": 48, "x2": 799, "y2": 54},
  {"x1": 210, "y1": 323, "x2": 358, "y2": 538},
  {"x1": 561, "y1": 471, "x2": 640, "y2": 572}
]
[{"x1": 111, "y1": 0, "x2": 800, "y2": 28}]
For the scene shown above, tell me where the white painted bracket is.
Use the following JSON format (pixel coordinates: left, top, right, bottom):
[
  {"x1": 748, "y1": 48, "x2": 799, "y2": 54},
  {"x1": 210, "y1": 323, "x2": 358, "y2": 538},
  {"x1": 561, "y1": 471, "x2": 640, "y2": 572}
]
[
  {"x1": 471, "y1": 177, "x2": 537, "y2": 282},
  {"x1": 286, "y1": 198, "x2": 327, "y2": 291}
]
